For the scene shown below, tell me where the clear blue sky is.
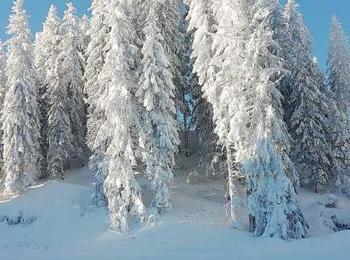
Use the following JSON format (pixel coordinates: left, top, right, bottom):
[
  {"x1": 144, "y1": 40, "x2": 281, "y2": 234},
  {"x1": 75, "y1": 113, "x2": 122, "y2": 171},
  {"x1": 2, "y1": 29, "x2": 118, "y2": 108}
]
[{"x1": 0, "y1": 0, "x2": 350, "y2": 69}]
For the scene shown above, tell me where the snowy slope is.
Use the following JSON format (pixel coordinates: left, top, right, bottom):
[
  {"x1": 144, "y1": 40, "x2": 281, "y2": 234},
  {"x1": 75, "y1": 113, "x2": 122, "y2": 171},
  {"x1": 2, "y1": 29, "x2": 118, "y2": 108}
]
[{"x1": 0, "y1": 162, "x2": 350, "y2": 260}]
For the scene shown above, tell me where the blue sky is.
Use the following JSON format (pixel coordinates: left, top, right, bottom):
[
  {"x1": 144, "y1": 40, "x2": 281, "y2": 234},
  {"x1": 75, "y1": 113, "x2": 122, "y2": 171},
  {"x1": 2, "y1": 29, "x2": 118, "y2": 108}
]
[{"x1": 0, "y1": 0, "x2": 350, "y2": 69}]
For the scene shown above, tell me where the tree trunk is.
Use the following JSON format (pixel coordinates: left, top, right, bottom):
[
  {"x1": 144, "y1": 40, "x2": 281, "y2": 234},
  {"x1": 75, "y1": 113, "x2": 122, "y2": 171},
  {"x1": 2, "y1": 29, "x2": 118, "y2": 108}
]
[{"x1": 226, "y1": 144, "x2": 240, "y2": 226}]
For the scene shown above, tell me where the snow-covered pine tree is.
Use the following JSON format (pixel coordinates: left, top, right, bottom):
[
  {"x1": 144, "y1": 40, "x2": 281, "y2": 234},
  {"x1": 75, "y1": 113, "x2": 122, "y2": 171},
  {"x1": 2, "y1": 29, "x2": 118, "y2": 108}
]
[
  {"x1": 84, "y1": 0, "x2": 111, "y2": 206},
  {"x1": 60, "y1": 2, "x2": 87, "y2": 168},
  {"x1": 36, "y1": 6, "x2": 74, "y2": 179},
  {"x1": 327, "y1": 16, "x2": 350, "y2": 193},
  {"x1": 97, "y1": 0, "x2": 146, "y2": 232},
  {"x1": 283, "y1": 0, "x2": 334, "y2": 192},
  {"x1": 2, "y1": 0, "x2": 41, "y2": 196},
  {"x1": 187, "y1": 0, "x2": 222, "y2": 176},
  {"x1": 244, "y1": 0, "x2": 307, "y2": 239},
  {"x1": 136, "y1": 0, "x2": 180, "y2": 220},
  {"x1": 0, "y1": 41, "x2": 7, "y2": 181}
]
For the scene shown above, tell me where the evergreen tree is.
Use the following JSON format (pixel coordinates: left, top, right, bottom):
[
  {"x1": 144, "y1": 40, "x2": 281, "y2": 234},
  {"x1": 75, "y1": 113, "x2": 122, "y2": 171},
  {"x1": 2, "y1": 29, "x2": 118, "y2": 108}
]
[
  {"x1": 178, "y1": 1, "x2": 194, "y2": 156},
  {"x1": 34, "y1": 5, "x2": 61, "y2": 179},
  {"x1": 187, "y1": 0, "x2": 222, "y2": 176},
  {"x1": 244, "y1": 0, "x2": 307, "y2": 239},
  {"x1": 38, "y1": 6, "x2": 74, "y2": 179},
  {"x1": 0, "y1": 41, "x2": 7, "y2": 182},
  {"x1": 2, "y1": 0, "x2": 41, "y2": 196},
  {"x1": 158, "y1": 1, "x2": 189, "y2": 142},
  {"x1": 327, "y1": 16, "x2": 350, "y2": 193},
  {"x1": 84, "y1": 0, "x2": 111, "y2": 206},
  {"x1": 97, "y1": 0, "x2": 146, "y2": 232},
  {"x1": 136, "y1": 0, "x2": 180, "y2": 220},
  {"x1": 60, "y1": 2, "x2": 87, "y2": 167},
  {"x1": 284, "y1": 0, "x2": 334, "y2": 192},
  {"x1": 203, "y1": 0, "x2": 252, "y2": 225}
]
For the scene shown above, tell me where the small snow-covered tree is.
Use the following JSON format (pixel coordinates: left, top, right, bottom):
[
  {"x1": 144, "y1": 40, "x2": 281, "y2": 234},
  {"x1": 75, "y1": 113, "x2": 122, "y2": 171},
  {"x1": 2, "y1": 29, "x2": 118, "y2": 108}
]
[
  {"x1": 0, "y1": 41, "x2": 7, "y2": 181},
  {"x1": 244, "y1": 0, "x2": 307, "y2": 240},
  {"x1": 60, "y1": 2, "x2": 87, "y2": 167},
  {"x1": 97, "y1": 0, "x2": 146, "y2": 232},
  {"x1": 2, "y1": 0, "x2": 41, "y2": 196},
  {"x1": 84, "y1": 0, "x2": 111, "y2": 206},
  {"x1": 283, "y1": 0, "x2": 334, "y2": 192},
  {"x1": 327, "y1": 16, "x2": 350, "y2": 192},
  {"x1": 136, "y1": 0, "x2": 180, "y2": 219}
]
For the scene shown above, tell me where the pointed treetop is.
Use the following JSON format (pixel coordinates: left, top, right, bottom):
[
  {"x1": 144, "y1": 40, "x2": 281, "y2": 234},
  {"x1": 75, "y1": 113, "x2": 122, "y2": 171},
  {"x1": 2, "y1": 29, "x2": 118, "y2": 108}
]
[
  {"x1": 13, "y1": 0, "x2": 24, "y2": 12},
  {"x1": 48, "y1": 4, "x2": 58, "y2": 16},
  {"x1": 331, "y1": 15, "x2": 340, "y2": 25},
  {"x1": 66, "y1": 1, "x2": 76, "y2": 14},
  {"x1": 285, "y1": 0, "x2": 298, "y2": 9},
  {"x1": 64, "y1": 2, "x2": 78, "y2": 24},
  {"x1": 330, "y1": 15, "x2": 347, "y2": 37}
]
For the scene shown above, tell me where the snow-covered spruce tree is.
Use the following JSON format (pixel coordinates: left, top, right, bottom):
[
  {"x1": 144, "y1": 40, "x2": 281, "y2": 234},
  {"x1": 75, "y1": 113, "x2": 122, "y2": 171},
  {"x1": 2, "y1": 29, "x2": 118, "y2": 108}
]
[
  {"x1": 203, "y1": 0, "x2": 255, "y2": 225},
  {"x1": 243, "y1": 0, "x2": 307, "y2": 239},
  {"x1": 97, "y1": 0, "x2": 146, "y2": 232},
  {"x1": 187, "y1": 0, "x2": 223, "y2": 176},
  {"x1": 34, "y1": 5, "x2": 60, "y2": 179},
  {"x1": 2, "y1": 0, "x2": 41, "y2": 196},
  {"x1": 34, "y1": 31, "x2": 49, "y2": 179},
  {"x1": 0, "y1": 41, "x2": 7, "y2": 181},
  {"x1": 60, "y1": 2, "x2": 87, "y2": 168},
  {"x1": 327, "y1": 16, "x2": 350, "y2": 193},
  {"x1": 36, "y1": 6, "x2": 74, "y2": 179},
  {"x1": 157, "y1": 0, "x2": 190, "y2": 147},
  {"x1": 84, "y1": 0, "x2": 111, "y2": 206},
  {"x1": 136, "y1": 0, "x2": 180, "y2": 220},
  {"x1": 283, "y1": 0, "x2": 334, "y2": 192}
]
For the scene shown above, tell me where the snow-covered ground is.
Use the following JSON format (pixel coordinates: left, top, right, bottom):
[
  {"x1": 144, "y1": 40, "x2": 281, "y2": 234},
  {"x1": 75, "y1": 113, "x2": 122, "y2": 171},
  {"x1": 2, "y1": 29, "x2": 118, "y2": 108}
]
[{"x1": 1, "y1": 156, "x2": 350, "y2": 260}]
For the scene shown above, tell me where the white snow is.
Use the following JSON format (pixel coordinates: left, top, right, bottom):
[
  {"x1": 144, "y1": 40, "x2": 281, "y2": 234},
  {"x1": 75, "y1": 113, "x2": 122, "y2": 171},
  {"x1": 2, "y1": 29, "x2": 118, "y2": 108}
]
[{"x1": 1, "y1": 158, "x2": 350, "y2": 259}]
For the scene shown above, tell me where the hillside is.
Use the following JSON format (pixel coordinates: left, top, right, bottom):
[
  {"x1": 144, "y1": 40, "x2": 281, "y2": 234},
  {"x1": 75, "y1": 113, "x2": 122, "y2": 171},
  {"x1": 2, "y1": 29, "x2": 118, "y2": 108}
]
[{"x1": 1, "y1": 155, "x2": 350, "y2": 260}]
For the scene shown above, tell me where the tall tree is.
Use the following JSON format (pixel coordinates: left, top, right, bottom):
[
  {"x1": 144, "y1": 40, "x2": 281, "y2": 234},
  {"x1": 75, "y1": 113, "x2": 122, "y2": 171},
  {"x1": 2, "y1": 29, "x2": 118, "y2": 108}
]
[
  {"x1": 178, "y1": 1, "x2": 194, "y2": 157},
  {"x1": 244, "y1": 0, "x2": 307, "y2": 239},
  {"x1": 203, "y1": 0, "x2": 252, "y2": 225},
  {"x1": 36, "y1": 6, "x2": 74, "y2": 179},
  {"x1": 0, "y1": 41, "x2": 7, "y2": 181},
  {"x1": 327, "y1": 16, "x2": 350, "y2": 193},
  {"x1": 187, "y1": 0, "x2": 222, "y2": 175},
  {"x1": 136, "y1": 0, "x2": 180, "y2": 220},
  {"x1": 60, "y1": 2, "x2": 87, "y2": 167},
  {"x1": 34, "y1": 30, "x2": 49, "y2": 179},
  {"x1": 84, "y1": 0, "x2": 111, "y2": 206},
  {"x1": 2, "y1": 0, "x2": 41, "y2": 196},
  {"x1": 97, "y1": 0, "x2": 146, "y2": 232},
  {"x1": 283, "y1": 0, "x2": 334, "y2": 192},
  {"x1": 157, "y1": 1, "x2": 189, "y2": 145}
]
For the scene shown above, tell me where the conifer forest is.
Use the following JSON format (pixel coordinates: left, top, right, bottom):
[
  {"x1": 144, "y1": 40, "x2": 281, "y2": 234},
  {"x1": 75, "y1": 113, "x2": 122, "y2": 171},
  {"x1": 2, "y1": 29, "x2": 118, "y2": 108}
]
[{"x1": 0, "y1": 0, "x2": 350, "y2": 259}]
